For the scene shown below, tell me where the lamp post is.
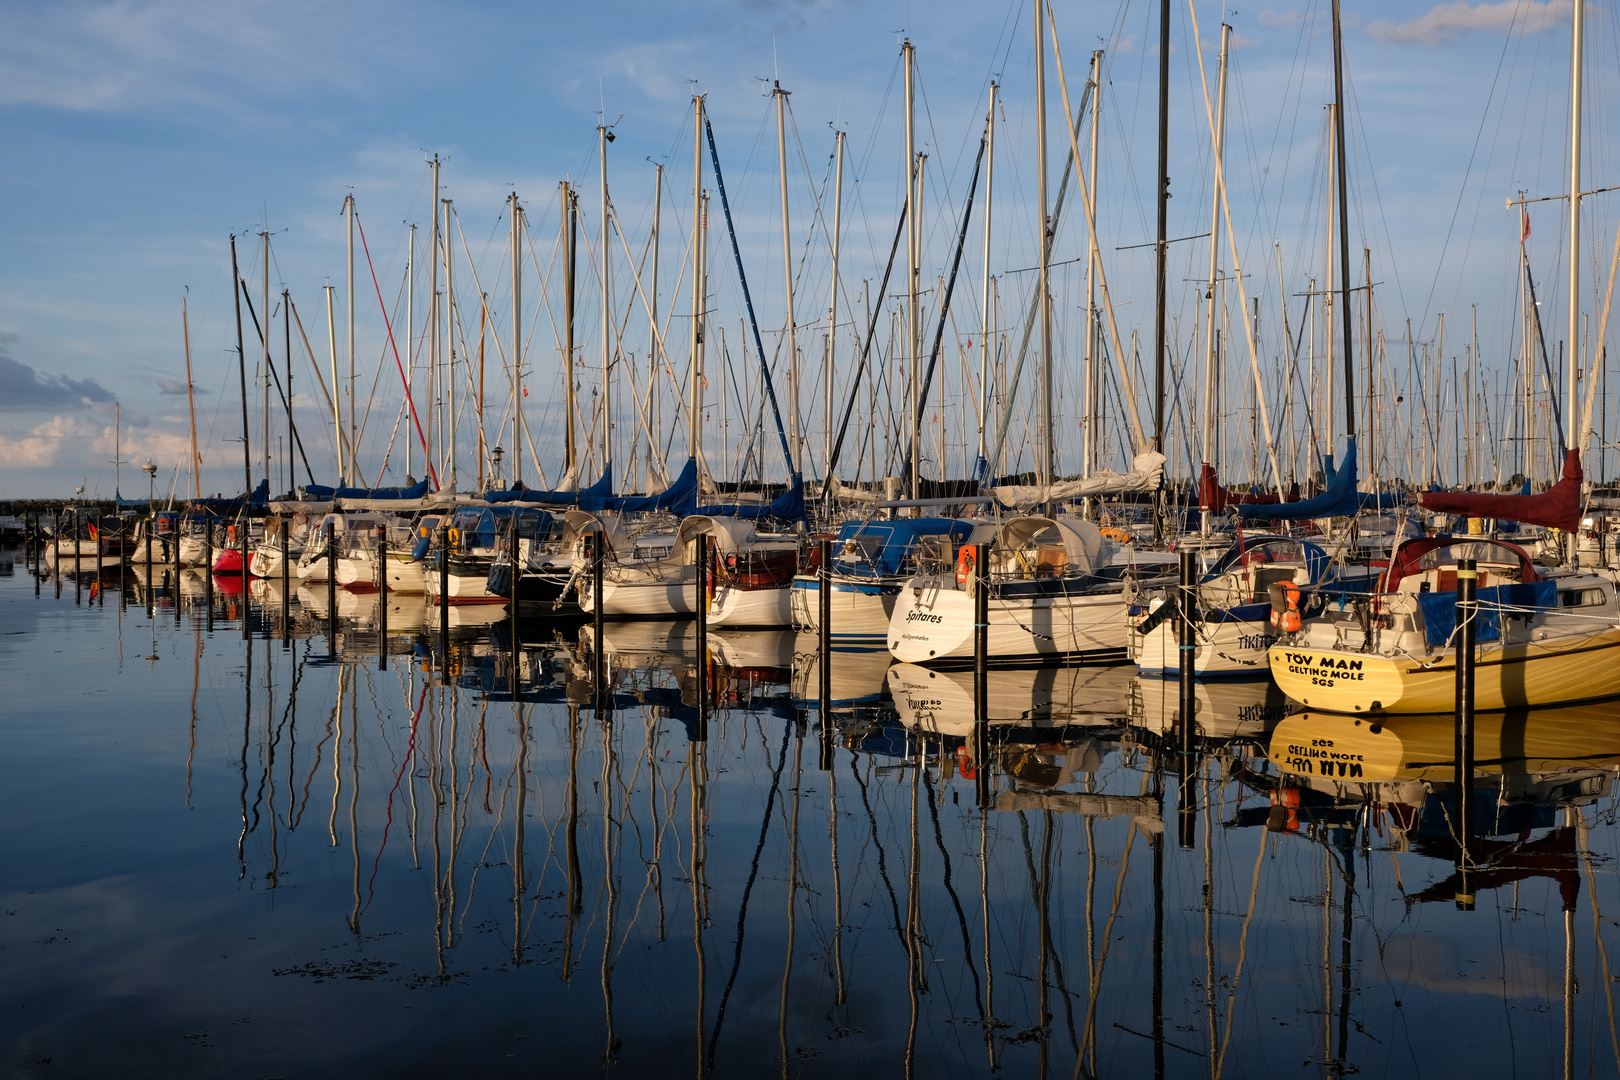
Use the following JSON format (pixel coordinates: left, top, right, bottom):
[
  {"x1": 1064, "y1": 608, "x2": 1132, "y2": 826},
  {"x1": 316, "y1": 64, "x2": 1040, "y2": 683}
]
[
  {"x1": 491, "y1": 445, "x2": 504, "y2": 490},
  {"x1": 142, "y1": 459, "x2": 157, "y2": 505}
]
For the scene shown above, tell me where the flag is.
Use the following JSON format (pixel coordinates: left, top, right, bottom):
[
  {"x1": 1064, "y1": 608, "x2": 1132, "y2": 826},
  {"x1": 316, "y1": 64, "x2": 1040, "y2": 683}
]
[{"x1": 1522, "y1": 208, "x2": 1532, "y2": 243}]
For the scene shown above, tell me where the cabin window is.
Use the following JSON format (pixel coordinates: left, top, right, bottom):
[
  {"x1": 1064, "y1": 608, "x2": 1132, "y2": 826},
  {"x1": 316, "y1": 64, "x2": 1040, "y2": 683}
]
[{"x1": 1559, "y1": 587, "x2": 1607, "y2": 608}]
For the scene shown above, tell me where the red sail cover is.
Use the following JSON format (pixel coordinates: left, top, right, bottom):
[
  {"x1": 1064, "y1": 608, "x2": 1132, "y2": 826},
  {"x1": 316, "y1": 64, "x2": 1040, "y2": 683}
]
[
  {"x1": 1198, "y1": 462, "x2": 1285, "y2": 513},
  {"x1": 1419, "y1": 449, "x2": 1584, "y2": 531}
]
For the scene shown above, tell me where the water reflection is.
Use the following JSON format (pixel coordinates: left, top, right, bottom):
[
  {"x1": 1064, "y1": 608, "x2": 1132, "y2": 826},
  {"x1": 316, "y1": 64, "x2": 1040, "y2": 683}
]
[{"x1": 3, "y1": 546, "x2": 1619, "y2": 1078}]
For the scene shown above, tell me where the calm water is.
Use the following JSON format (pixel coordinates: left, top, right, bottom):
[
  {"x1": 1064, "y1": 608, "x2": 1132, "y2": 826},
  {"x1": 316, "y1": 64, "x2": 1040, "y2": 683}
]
[{"x1": 3, "y1": 546, "x2": 1620, "y2": 1079}]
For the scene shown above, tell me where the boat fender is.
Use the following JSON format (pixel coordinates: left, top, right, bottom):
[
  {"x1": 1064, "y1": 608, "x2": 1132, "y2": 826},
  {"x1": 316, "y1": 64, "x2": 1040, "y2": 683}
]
[
  {"x1": 410, "y1": 534, "x2": 431, "y2": 562},
  {"x1": 1268, "y1": 582, "x2": 1302, "y2": 634},
  {"x1": 955, "y1": 545, "x2": 976, "y2": 587}
]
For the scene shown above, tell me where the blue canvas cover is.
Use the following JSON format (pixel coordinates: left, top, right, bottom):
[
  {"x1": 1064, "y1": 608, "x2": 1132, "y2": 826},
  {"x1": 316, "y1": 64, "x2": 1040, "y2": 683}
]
[
  {"x1": 302, "y1": 478, "x2": 431, "y2": 501},
  {"x1": 832, "y1": 517, "x2": 974, "y2": 577},
  {"x1": 1236, "y1": 438, "x2": 1360, "y2": 521},
  {"x1": 483, "y1": 467, "x2": 613, "y2": 505},
  {"x1": 1416, "y1": 580, "x2": 1556, "y2": 648}
]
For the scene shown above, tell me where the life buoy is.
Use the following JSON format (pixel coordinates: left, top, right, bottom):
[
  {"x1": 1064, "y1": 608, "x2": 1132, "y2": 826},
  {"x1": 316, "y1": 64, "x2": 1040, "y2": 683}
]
[
  {"x1": 955, "y1": 545, "x2": 976, "y2": 586},
  {"x1": 955, "y1": 744, "x2": 977, "y2": 779},
  {"x1": 446, "y1": 527, "x2": 461, "y2": 549},
  {"x1": 1268, "y1": 581, "x2": 1302, "y2": 634},
  {"x1": 226, "y1": 525, "x2": 237, "y2": 543},
  {"x1": 1101, "y1": 526, "x2": 1133, "y2": 545}
]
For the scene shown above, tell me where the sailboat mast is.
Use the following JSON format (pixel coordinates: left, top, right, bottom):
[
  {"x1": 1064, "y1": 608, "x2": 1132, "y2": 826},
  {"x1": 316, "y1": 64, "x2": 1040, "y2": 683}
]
[
  {"x1": 346, "y1": 194, "x2": 356, "y2": 484},
  {"x1": 1200, "y1": 26, "x2": 1230, "y2": 472},
  {"x1": 1152, "y1": 0, "x2": 1169, "y2": 537},
  {"x1": 775, "y1": 82, "x2": 801, "y2": 478},
  {"x1": 1084, "y1": 53, "x2": 1101, "y2": 477},
  {"x1": 230, "y1": 234, "x2": 252, "y2": 499},
  {"x1": 405, "y1": 225, "x2": 414, "y2": 483},
  {"x1": 690, "y1": 97, "x2": 705, "y2": 466},
  {"x1": 1331, "y1": 0, "x2": 1356, "y2": 440},
  {"x1": 511, "y1": 191, "x2": 524, "y2": 487},
  {"x1": 1033, "y1": 7, "x2": 1055, "y2": 501},
  {"x1": 1567, "y1": 0, "x2": 1584, "y2": 453},
  {"x1": 562, "y1": 180, "x2": 579, "y2": 478},
  {"x1": 828, "y1": 128, "x2": 845, "y2": 497},
  {"x1": 649, "y1": 162, "x2": 662, "y2": 491},
  {"x1": 262, "y1": 230, "x2": 272, "y2": 492},
  {"x1": 978, "y1": 85, "x2": 996, "y2": 479},
  {"x1": 182, "y1": 295, "x2": 201, "y2": 500},
  {"x1": 905, "y1": 39, "x2": 921, "y2": 501},
  {"x1": 429, "y1": 157, "x2": 440, "y2": 483},
  {"x1": 444, "y1": 197, "x2": 456, "y2": 487},
  {"x1": 599, "y1": 124, "x2": 613, "y2": 483},
  {"x1": 325, "y1": 286, "x2": 341, "y2": 482}
]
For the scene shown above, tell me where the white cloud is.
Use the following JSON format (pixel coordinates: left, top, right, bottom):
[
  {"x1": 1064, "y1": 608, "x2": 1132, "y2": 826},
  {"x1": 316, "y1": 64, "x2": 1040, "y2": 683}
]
[
  {"x1": 1367, "y1": 1, "x2": 1571, "y2": 47},
  {"x1": 1257, "y1": 10, "x2": 1301, "y2": 29}
]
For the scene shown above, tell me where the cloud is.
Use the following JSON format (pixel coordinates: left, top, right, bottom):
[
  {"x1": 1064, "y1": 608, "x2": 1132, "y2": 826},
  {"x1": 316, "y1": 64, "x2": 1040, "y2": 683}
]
[
  {"x1": 155, "y1": 376, "x2": 204, "y2": 396},
  {"x1": 0, "y1": 343, "x2": 115, "y2": 410},
  {"x1": 1368, "y1": 1, "x2": 1571, "y2": 47}
]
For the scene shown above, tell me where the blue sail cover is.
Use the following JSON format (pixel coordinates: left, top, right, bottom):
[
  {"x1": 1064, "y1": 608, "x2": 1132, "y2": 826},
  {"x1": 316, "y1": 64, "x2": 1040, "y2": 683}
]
[
  {"x1": 184, "y1": 479, "x2": 269, "y2": 513},
  {"x1": 302, "y1": 478, "x2": 431, "y2": 501},
  {"x1": 486, "y1": 466, "x2": 614, "y2": 506},
  {"x1": 832, "y1": 517, "x2": 974, "y2": 577},
  {"x1": 582, "y1": 458, "x2": 699, "y2": 513},
  {"x1": 1236, "y1": 438, "x2": 1360, "y2": 521},
  {"x1": 683, "y1": 475, "x2": 806, "y2": 521}
]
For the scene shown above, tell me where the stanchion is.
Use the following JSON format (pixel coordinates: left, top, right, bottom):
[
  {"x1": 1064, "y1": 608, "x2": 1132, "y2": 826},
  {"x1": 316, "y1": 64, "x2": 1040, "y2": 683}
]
[
  {"x1": 818, "y1": 537, "x2": 833, "y2": 770},
  {"x1": 1453, "y1": 557, "x2": 1477, "y2": 910},
  {"x1": 1178, "y1": 547, "x2": 1197, "y2": 849},
  {"x1": 377, "y1": 532, "x2": 388, "y2": 671},
  {"x1": 280, "y1": 520, "x2": 291, "y2": 647},
  {"x1": 506, "y1": 516, "x2": 519, "y2": 673},
  {"x1": 973, "y1": 541, "x2": 991, "y2": 810},
  {"x1": 73, "y1": 509, "x2": 82, "y2": 604}
]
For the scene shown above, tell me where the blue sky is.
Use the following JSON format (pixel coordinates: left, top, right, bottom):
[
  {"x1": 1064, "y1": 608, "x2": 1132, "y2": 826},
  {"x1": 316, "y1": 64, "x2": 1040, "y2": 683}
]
[{"x1": 0, "y1": 0, "x2": 1602, "y2": 499}]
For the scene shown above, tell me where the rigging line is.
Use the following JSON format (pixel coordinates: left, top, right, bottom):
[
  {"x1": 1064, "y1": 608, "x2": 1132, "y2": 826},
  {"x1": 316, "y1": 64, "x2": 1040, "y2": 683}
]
[
  {"x1": 354, "y1": 211, "x2": 438, "y2": 489},
  {"x1": 235, "y1": 279, "x2": 317, "y2": 486},
  {"x1": 706, "y1": 114, "x2": 799, "y2": 482}
]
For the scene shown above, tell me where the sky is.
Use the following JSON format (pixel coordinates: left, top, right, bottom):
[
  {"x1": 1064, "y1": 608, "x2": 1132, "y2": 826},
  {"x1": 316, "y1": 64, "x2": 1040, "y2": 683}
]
[{"x1": 0, "y1": 0, "x2": 1608, "y2": 500}]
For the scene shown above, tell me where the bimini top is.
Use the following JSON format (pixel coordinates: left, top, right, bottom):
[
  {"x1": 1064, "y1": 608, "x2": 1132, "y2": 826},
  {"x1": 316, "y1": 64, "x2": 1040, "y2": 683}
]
[
  {"x1": 997, "y1": 516, "x2": 1107, "y2": 577},
  {"x1": 1383, "y1": 535, "x2": 1539, "y2": 592},
  {"x1": 673, "y1": 514, "x2": 769, "y2": 558},
  {"x1": 832, "y1": 517, "x2": 974, "y2": 578}
]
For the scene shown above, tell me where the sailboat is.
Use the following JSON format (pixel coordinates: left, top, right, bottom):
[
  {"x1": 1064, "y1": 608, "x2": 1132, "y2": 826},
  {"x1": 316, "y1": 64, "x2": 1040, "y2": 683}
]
[{"x1": 1269, "y1": 2, "x2": 1620, "y2": 715}]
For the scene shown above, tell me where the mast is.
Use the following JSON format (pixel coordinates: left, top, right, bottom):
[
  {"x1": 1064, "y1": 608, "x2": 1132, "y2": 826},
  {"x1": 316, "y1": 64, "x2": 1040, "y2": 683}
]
[
  {"x1": 1331, "y1": 0, "x2": 1356, "y2": 440},
  {"x1": 775, "y1": 81, "x2": 801, "y2": 477},
  {"x1": 691, "y1": 97, "x2": 705, "y2": 467},
  {"x1": 1200, "y1": 26, "x2": 1231, "y2": 486},
  {"x1": 562, "y1": 180, "x2": 579, "y2": 480},
  {"x1": 262, "y1": 230, "x2": 272, "y2": 491},
  {"x1": 977, "y1": 85, "x2": 996, "y2": 481},
  {"x1": 828, "y1": 128, "x2": 845, "y2": 497},
  {"x1": 1084, "y1": 54, "x2": 1101, "y2": 477},
  {"x1": 904, "y1": 39, "x2": 921, "y2": 502},
  {"x1": 229, "y1": 234, "x2": 252, "y2": 499},
  {"x1": 283, "y1": 288, "x2": 293, "y2": 496},
  {"x1": 182, "y1": 295, "x2": 201, "y2": 500},
  {"x1": 649, "y1": 162, "x2": 662, "y2": 491},
  {"x1": 346, "y1": 194, "x2": 356, "y2": 484},
  {"x1": 443, "y1": 197, "x2": 456, "y2": 488},
  {"x1": 599, "y1": 122, "x2": 613, "y2": 484},
  {"x1": 1567, "y1": 0, "x2": 1584, "y2": 454},
  {"x1": 325, "y1": 285, "x2": 341, "y2": 483},
  {"x1": 512, "y1": 191, "x2": 524, "y2": 487},
  {"x1": 1152, "y1": 0, "x2": 1169, "y2": 536},
  {"x1": 405, "y1": 225, "x2": 414, "y2": 484},
  {"x1": 1034, "y1": 7, "x2": 1055, "y2": 502},
  {"x1": 429, "y1": 156, "x2": 440, "y2": 482}
]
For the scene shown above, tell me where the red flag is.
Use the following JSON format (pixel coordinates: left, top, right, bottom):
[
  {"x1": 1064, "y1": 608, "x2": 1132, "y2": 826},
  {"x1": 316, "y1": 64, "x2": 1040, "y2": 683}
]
[{"x1": 1522, "y1": 208, "x2": 1531, "y2": 243}]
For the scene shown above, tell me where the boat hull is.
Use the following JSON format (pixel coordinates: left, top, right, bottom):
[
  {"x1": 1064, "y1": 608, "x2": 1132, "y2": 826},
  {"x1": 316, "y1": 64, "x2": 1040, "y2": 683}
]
[
  {"x1": 1133, "y1": 604, "x2": 1276, "y2": 680},
  {"x1": 790, "y1": 576, "x2": 897, "y2": 646},
  {"x1": 888, "y1": 576, "x2": 1130, "y2": 667},
  {"x1": 709, "y1": 583, "x2": 791, "y2": 628},
  {"x1": 1268, "y1": 628, "x2": 1620, "y2": 713}
]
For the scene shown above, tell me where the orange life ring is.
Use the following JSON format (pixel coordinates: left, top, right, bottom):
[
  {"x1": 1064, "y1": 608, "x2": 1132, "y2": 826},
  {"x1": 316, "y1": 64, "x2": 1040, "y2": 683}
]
[{"x1": 955, "y1": 545, "x2": 976, "y2": 586}]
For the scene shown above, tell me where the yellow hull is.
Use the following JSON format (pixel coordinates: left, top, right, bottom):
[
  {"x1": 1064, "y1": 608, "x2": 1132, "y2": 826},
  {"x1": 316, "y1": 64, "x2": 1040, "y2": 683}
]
[{"x1": 1268, "y1": 627, "x2": 1620, "y2": 714}]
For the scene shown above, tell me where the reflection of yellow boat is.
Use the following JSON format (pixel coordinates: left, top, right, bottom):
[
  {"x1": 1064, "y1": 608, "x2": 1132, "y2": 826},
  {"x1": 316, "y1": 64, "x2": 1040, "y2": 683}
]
[
  {"x1": 1129, "y1": 675, "x2": 1295, "y2": 741},
  {"x1": 1266, "y1": 699, "x2": 1620, "y2": 783},
  {"x1": 886, "y1": 663, "x2": 1134, "y2": 738}
]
